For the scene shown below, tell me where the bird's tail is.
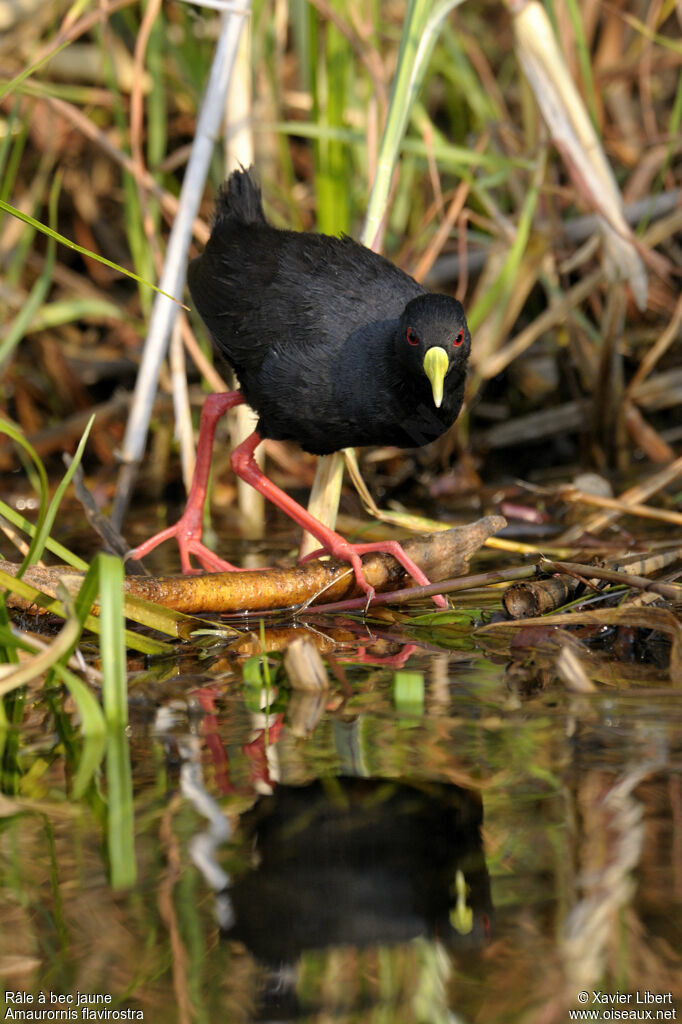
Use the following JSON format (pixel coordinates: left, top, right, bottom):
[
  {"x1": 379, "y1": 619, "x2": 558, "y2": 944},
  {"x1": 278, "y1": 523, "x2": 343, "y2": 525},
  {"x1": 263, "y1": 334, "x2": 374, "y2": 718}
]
[{"x1": 213, "y1": 166, "x2": 267, "y2": 228}]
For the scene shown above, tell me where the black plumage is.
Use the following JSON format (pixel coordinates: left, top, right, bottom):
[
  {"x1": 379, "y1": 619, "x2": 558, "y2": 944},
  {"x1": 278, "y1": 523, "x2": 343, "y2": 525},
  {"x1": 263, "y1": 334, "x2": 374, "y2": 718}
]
[
  {"x1": 188, "y1": 169, "x2": 471, "y2": 455},
  {"x1": 132, "y1": 168, "x2": 472, "y2": 605}
]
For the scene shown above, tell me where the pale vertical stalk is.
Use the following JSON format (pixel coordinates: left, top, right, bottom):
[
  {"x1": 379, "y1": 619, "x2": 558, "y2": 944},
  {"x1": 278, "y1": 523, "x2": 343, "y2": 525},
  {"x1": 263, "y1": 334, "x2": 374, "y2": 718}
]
[
  {"x1": 298, "y1": 453, "x2": 346, "y2": 558},
  {"x1": 225, "y1": 14, "x2": 265, "y2": 543},
  {"x1": 300, "y1": 0, "x2": 466, "y2": 558},
  {"x1": 113, "y1": 7, "x2": 250, "y2": 530}
]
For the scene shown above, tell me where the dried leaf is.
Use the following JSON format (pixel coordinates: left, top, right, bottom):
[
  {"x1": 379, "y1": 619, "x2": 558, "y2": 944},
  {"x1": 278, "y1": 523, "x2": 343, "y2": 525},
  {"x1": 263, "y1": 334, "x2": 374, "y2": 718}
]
[{"x1": 511, "y1": 0, "x2": 648, "y2": 308}]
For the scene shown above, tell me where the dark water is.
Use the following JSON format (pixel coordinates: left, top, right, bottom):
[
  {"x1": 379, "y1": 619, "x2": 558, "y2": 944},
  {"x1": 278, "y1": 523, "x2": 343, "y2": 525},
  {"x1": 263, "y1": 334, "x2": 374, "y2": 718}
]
[{"x1": 1, "y1": 590, "x2": 681, "y2": 1024}]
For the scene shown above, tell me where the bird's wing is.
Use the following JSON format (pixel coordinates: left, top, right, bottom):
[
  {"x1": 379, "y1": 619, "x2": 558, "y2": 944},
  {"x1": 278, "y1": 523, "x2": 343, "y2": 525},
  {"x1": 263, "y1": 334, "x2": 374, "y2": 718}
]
[{"x1": 187, "y1": 224, "x2": 426, "y2": 373}]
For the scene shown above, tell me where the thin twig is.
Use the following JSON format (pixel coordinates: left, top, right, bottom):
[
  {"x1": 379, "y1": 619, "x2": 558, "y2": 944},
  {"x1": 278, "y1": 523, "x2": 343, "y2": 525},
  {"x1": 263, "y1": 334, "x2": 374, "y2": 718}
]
[
  {"x1": 44, "y1": 95, "x2": 209, "y2": 244},
  {"x1": 558, "y1": 453, "x2": 682, "y2": 544},
  {"x1": 130, "y1": 0, "x2": 164, "y2": 273},
  {"x1": 540, "y1": 558, "x2": 682, "y2": 602},
  {"x1": 558, "y1": 485, "x2": 682, "y2": 528},
  {"x1": 308, "y1": 564, "x2": 536, "y2": 614}
]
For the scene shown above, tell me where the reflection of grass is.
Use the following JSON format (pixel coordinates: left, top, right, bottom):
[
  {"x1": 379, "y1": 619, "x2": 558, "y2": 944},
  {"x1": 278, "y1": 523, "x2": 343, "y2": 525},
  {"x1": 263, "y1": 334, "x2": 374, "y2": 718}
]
[
  {"x1": 393, "y1": 668, "x2": 425, "y2": 712},
  {"x1": 0, "y1": 424, "x2": 177, "y2": 885}
]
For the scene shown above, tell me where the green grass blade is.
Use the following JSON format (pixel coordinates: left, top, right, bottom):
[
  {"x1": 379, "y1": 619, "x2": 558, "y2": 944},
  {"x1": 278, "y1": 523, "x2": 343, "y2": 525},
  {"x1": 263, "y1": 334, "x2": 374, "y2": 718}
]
[
  {"x1": 97, "y1": 554, "x2": 128, "y2": 728},
  {"x1": 24, "y1": 414, "x2": 95, "y2": 571},
  {"x1": 43, "y1": 562, "x2": 105, "y2": 735},
  {"x1": 0, "y1": 421, "x2": 49, "y2": 576},
  {"x1": 106, "y1": 726, "x2": 136, "y2": 888},
  {"x1": 393, "y1": 669, "x2": 425, "y2": 713},
  {"x1": 562, "y1": 0, "x2": 599, "y2": 127},
  {"x1": 0, "y1": 499, "x2": 89, "y2": 570},
  {"x1": 0, "y1": 594, "x2": 19, "y2": 668},
  {"x1": 27, "y1": 297, "x2": 129, "y2": 332},
  {"x1": 0, "y1": 197, "x2": 185, "y2": 305},
  {"x1": 71, "y1": 732, "x2": 107, "y2": 799},
  {"x1": 362, "y1": 0, "x2": 467, "y2": 248},
  {"x1": 144, "y1": 0, "x2": 166, "y2": 263},
  {"x1": 0, "y1": 599, "x2": 13, "y2": 729},
  {"x1": 0, "y1": 102, "x2": 28, "y2": 207},
  {"x1": 49, "y1": 659, "x2": 106, "y2": 737},
  {"x1": 468, "y1": 153, "x2": 544, "y2": 332},
  {"x1": 266, "y1": 119, "x2": 526, "y2": 173},
  {"x1": 99, "y1": 12, "x2": 155, "y2": 316},
  {"x1": 121, "y1": 593, "x2": 210, "y2": 641},
  {"x1": 309, "y1": 10, "x2": 351, "y2": 235},
  {"x1": 146, "y1": 0, "x2": 167, "y2": 172},
  {"x1": 0, "y1": 39, "x2": 72, "y2": 102},
  {"x1": 71, "y1": 556, "x2": 102, "y2": 627},
  {"x1": 0, "y1": 174, "x2": 60, "y2": 366}
]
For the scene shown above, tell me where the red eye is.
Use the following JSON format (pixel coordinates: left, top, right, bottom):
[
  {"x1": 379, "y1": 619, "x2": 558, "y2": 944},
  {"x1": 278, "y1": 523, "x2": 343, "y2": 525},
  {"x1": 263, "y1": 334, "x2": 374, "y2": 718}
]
[
  {"x1": 406, "y1": 326, "x2": 419, "y2": 346},
  {"x1": 453, "y1": 329, "x2": 465, "y2": 347}
]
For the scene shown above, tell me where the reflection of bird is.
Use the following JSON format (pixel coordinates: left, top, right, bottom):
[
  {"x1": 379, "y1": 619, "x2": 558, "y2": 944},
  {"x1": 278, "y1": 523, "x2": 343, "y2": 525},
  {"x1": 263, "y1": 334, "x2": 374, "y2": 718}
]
[
  {"x1": 132, "y1": 168, "x2": 471, "y2": 605},
  {"x1": 226, "y1": 778, "x2": 493, "y2": 965}
]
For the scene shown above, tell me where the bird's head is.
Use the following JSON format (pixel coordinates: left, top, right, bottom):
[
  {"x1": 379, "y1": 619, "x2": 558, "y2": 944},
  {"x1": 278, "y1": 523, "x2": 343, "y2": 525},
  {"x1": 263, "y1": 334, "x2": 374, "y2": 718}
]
[{"x1": 397, "y1": 294, "x2": 471, "y2": 408}]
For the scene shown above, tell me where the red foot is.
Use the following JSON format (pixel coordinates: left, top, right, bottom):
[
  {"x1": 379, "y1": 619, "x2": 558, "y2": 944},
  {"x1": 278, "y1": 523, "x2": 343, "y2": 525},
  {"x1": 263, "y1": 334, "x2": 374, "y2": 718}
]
[
  {"x1": 231, "y1": 433, "x2": 448, "y2": 609},
  {"x1": 130, "y1": 521, "x2": 241, "y2": 574},
  {"x1": 300, "y1": 538, "x2": 448, "y2": 609},
  {"x1": 128, "y1": 391, "x2": 246, "y2": 573}
]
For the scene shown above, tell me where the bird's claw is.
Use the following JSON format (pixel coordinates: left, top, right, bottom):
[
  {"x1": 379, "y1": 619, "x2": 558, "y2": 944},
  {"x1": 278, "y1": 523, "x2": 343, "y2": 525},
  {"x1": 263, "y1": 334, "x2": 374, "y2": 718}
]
[
  {"x1": 128, "y1": 523, "x2": 239, "y2": 574},
  {"x1": 303, "y1": 538, "x2": 445, "y2": 608},
  {"x1": 361, "y1": 587, "x2": 376, "y2": 616}
]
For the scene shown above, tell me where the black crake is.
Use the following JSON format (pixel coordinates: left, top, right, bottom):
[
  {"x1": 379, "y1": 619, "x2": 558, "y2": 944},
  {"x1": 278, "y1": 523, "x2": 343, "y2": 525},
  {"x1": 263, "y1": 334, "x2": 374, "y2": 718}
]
[
  {"x1": 132, "y1": 168, "x2": 472, "y2": 605},
  {"x1": 188, "y1": 169, "x2": 470, "y2": 454}
]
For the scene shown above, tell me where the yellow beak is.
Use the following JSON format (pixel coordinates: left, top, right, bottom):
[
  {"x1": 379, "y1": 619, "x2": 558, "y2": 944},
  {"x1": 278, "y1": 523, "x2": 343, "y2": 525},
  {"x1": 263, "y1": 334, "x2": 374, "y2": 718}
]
[{"x1": 423, "y1": 346, "x2": 449, "y2": 408}]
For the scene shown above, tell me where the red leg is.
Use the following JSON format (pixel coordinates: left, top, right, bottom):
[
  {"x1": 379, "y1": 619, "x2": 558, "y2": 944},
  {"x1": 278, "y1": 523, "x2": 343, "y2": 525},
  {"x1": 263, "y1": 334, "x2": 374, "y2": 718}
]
[
  {"x1": 129, "y1": 391, "x2": 248, "y2": 573},
  {"x1": 232, "y1": 431, "x2": 447, "y2": 609}
]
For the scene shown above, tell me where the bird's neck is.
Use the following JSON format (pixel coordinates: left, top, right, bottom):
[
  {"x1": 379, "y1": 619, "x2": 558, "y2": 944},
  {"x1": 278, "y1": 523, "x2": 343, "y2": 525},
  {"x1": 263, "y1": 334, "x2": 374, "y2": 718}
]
[{"x1": 346, "y1": 319, "x2": 400, "y2": 382}]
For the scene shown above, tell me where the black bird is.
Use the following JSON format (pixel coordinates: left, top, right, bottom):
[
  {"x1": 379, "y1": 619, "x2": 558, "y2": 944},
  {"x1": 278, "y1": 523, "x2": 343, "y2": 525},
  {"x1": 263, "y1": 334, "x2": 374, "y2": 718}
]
[{"x1": 132, "y1": 168, "x2": 471, "y2": 604}]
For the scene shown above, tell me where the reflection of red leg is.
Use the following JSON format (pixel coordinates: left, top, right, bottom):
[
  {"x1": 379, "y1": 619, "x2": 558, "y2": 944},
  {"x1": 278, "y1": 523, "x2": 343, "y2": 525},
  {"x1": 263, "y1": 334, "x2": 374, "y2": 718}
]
[
  {"x1": 194, "y1": 687, "x2": 232, "y2": 795},
  {"x1": 232, "y1": 431, "x2": 447, "y2": 608},
  {"x1": 351, "y1": 643, "x2": 420, "y2": 667},
  {"x1": 129, "y1": 392, "x2": 247, "y2": 573},
  {"x1": 242, "y1": 716, "x2": 285, "y2": 790}
]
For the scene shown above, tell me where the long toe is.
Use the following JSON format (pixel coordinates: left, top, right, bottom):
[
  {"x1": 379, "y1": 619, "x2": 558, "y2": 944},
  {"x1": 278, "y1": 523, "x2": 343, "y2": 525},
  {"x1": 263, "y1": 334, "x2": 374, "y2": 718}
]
[
  {"x1": 304, "y1": 534, "x2": 446, "y2": 606},
  {"x1": 128, "y1": 524, "x2": 179, "y2": 562},
  {"x1": 187, "y1": 541, "x2": 272, "y2": 574},
  {"x1": 351, "y1": 540, "x2": 448, "y2": 608},
  {"x1": 347, "y1": 551, "x2": 376, "y2": 604},
  {"x1": 128, "y1": 523, "x2": 232, "y2": 575},
  {"x1": 186, "y1": 541, "x2": 240, "y2": 574}
]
